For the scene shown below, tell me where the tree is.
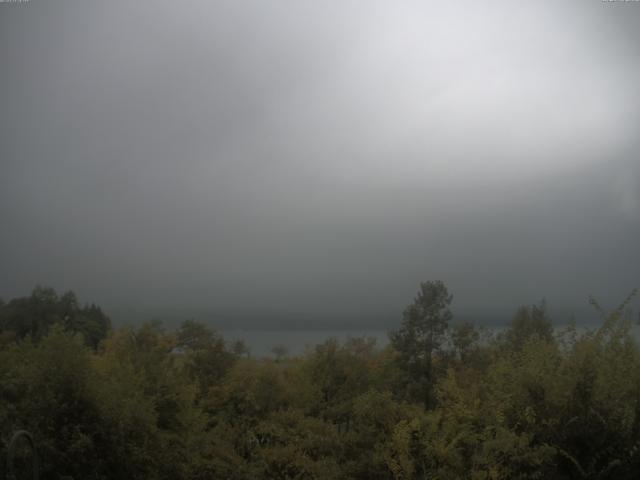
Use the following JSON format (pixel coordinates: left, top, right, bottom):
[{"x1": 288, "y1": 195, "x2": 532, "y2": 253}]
[
  {"x1": 503, "y1": 301, "x2": 553, "y2": 351},
  {"x1": 0, "y1": 287, "x2": 111, "y2": 348},
  {"x1": 390, "y1": 280, "x2": 453, "y2": 409},
  {"x1": 451, "y1": 321, "x2": 480, "y2": 363},
  {"x1": 176, "y1": 319, "x2": 237, "y2": 396}
]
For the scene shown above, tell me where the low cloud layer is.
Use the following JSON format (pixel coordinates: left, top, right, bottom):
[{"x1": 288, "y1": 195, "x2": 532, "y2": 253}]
[{"x1": 1, "y1": 0, "x2": 639, "y2": 327}]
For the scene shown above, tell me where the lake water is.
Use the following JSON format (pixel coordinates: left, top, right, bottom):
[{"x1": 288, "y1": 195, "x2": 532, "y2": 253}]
[
  {"x1": 221, "y1": 329, "x2": 390, "y2": 357},
  {"x1": 222, "y1": 323, "x2": 640, "y2": 358}
]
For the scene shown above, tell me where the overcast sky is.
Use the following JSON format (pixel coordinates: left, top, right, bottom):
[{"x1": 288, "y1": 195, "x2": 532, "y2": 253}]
[{"x1": 1, "y1": 0, "x2": 639, "y2": 328}]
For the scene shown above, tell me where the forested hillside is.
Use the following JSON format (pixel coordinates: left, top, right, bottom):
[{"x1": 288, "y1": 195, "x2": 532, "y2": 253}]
[{"x1": 1, "y1": 284, "x2": 639, "y2": 479}]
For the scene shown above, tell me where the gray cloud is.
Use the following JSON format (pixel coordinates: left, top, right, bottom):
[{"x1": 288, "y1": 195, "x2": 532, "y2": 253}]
[{"x1": 1, "y1": 0, "x2": 638, "y2": 327}]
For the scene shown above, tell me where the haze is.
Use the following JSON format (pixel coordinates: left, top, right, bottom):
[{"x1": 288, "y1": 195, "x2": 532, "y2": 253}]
[{"x1": 1, "y1": 0, "x2": 638, "y2": 328}]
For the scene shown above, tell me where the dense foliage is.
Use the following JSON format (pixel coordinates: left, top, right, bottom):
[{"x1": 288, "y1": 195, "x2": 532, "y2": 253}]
[{"x1": 1, "y1": 284, "x2": 639, "y2": 479}]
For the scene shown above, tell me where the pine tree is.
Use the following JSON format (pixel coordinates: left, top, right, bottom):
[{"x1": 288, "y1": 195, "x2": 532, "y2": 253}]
[{"x1": 390, "y1": 280, "x2": 452, "y2": 409}]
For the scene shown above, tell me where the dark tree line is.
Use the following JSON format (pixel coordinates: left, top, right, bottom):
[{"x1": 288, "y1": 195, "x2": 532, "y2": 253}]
[
  {"x1": 1, "y1": 284, "x2": 639, "y2": 479},
  {"x1": 0, "y1": 286, "x2": 110, "y2": 348}
]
